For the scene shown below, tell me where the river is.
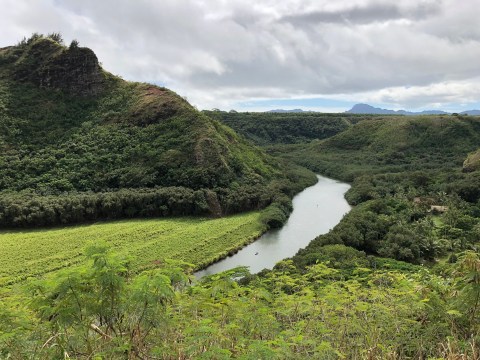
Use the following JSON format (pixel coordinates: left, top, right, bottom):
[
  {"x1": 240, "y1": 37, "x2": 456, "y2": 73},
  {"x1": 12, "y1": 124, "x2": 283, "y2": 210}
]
[{"x1": 196, "y1": 175, "x2": 351, "y2": 277}]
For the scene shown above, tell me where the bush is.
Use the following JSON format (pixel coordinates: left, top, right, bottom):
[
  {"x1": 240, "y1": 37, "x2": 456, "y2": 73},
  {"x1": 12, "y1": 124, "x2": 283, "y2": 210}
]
[{"x1": 260, "y1": 194, "x2": 293, "y2": 229}]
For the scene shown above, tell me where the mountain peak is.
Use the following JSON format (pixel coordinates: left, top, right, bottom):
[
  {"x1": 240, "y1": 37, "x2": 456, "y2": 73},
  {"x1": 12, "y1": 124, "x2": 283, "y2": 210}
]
[
  {"x1": 3, "y1": 34, "x2": 107, "y2": 96},
  {"x1": 346, "y1": 104, "x2": 397, "y2": 115},
  {"x1": 346, "y1": 103, "x2": 451, "y2": 115}
]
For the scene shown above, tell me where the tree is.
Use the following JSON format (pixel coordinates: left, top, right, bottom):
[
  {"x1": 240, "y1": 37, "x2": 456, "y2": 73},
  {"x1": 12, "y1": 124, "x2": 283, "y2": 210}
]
[
  {"x1": 28, "y1": 244, "x2": 192, "y2": 358},
  {"x1": 69, "y1": 39, "x2": 79, "y2": 49},
  {"x1": 47, "y1": 32, "x2": 63, "y2": 44},
  {"x1": 453, "y1": 251, "x2": 480, "y2": 337}
]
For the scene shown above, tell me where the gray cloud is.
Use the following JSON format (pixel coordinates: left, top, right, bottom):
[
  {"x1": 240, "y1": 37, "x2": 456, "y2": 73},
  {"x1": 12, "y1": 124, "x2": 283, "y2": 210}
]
[
  {"x1": 0, "y1": 0, "x2": 479, "y2": 111},
  {"x1": 281, "y1": 2, "x2": 441, "y2": 26}
]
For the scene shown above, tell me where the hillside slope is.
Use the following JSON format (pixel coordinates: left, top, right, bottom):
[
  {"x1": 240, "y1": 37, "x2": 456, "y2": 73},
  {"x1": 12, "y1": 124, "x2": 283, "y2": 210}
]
[
  {"x1": 290, "y1": 115, "x2": 480, "y2": 180},
  {"x1": 204, "y1": 110, "x2": 371, "y2": 146},
  {"x1": 0, "y1": 35, "x2": 311, "y2": 227}
]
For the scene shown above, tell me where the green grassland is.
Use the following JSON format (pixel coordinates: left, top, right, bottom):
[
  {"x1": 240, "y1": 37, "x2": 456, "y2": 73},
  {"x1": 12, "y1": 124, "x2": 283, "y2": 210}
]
[{"x1": 0, "y1": 211, "x2": 264, "y2": 287}]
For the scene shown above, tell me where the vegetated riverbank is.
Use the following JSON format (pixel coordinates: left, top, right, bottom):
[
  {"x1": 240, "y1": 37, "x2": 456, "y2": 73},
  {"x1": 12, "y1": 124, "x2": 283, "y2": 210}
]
[
  {"x1": 0, "y1": 161, "x2": 316, "y2": 290},
  {"x1": 272, "y1": 115, "x2": 480, "y2": 267},
  {"x1": 196, "y1": 175, "x2": 351, "y2": 277}
]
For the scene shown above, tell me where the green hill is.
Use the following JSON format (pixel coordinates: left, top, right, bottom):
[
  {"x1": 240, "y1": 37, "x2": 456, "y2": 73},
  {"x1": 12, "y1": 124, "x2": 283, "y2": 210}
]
[
  {"x1": 288, "y1": 115, "x2": 480, "y2": 182},
  {"x1": 278, "y1": 114, "x2": 480, "y2": 263},
  {"x1": 204, "y1": 110, "x2": 371, "y2": 146},
  {"x1": 0, "y1": 34, "x2": 312, "y2": 227}
]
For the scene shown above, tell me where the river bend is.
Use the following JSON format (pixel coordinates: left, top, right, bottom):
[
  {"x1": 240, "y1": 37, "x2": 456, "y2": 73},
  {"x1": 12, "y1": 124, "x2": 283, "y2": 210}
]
[{"x1": 196, "y1": 175, "x2": 351, "y2": 277}]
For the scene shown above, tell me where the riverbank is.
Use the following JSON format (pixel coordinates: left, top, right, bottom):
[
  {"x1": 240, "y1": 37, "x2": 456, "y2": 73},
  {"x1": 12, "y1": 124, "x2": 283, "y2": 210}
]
[{"x1": 196, "y1": 175, "x2": 351, "y2": 277}]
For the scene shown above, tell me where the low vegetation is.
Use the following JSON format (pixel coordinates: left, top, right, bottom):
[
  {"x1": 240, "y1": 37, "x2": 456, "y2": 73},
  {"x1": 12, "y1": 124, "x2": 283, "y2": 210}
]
[
  {"x1": 0, "y1": 212, "x2": 264, "y2": 287},
  {"x1": 2, "y1": 244, "x2": 479, "y2": 359}
]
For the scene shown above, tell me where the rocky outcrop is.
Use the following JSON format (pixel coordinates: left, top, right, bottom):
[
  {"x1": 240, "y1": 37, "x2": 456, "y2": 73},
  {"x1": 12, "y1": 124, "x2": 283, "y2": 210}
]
[
  {"x1": 13, "y1": 38, "x2": 106, "y2": 96},
  {"x1": 37, "y1": 46, "x2": 105, "y2": 96}
]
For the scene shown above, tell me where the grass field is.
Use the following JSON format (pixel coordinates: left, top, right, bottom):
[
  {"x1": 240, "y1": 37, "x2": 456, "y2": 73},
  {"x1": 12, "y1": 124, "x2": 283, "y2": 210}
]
[{"x1": 0, "y1": 212, "x2": 264, "y2": 287}]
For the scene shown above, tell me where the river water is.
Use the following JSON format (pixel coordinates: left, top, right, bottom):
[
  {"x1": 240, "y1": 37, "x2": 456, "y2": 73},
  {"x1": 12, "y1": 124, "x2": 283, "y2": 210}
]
[{"x1": 195, "y1": 175, "x2": 351, "y2": 277}]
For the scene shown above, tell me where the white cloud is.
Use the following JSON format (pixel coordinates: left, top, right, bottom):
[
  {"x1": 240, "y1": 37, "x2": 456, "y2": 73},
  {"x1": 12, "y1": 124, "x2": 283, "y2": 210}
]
[{"x1": 1, "y1": 0, "x2": 479, "y2": 111}]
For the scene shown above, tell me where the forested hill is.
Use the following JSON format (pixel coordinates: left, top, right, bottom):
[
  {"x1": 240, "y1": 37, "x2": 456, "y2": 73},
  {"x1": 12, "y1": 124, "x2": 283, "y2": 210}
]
[
  {"x1": 300, "y1": 115, "x2": 480, "y2": 182},
  {"x1": 0, "y1": 34, "x2": 313, "y2": 227},
  {"x1": 279, "y1": 114, "x2": 480, "y2": 266},
  {"x1": 203, "y1": 110, "x2": 372, "y2": 145}
]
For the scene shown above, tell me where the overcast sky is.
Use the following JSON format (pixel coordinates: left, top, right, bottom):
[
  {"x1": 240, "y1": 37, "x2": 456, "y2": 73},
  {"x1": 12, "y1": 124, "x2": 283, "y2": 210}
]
[{"x1": 1, "y1": 0, "x2": 480, "y2": 112}]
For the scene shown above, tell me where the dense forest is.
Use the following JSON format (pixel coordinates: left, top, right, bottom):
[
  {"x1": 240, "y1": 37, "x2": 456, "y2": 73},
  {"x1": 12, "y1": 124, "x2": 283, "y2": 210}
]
[
  {"x1": 0, "y1": 34, "x2": 315, "y2": 228},
  {"x1": 203, "y1": 110, "x2": 371, "y2": 146}
]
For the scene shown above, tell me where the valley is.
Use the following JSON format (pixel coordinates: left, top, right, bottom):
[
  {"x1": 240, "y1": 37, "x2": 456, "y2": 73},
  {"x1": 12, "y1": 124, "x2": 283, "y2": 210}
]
[{"x1": 1, "y1": 34, "x2": 480, "y2": 359}]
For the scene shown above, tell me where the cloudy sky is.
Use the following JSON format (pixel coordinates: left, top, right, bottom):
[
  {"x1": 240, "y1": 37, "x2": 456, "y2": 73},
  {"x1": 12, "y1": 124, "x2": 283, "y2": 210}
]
[{"x1": 1, "y1": 0, "x2": 480, "y2": 112}]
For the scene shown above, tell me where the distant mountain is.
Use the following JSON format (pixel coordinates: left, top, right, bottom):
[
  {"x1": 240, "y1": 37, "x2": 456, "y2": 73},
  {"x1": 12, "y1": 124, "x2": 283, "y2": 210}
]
[
  {"x1": 263, "y1": 105, "x2": 480, "y2": 115},
  {"x1": 346, "y1": 103, "x2": 480, "y2": 116},
  {"x1": 346, "y1": 103, "x2": 449, "y2": 115},
  {"x1": 346, "y1": 104, "x2": 396, "y2": 114},
  {"x1": 461, "y1": 110, "x2": 480, "y2": 115},
  {"x1": 406, "y1": 109, "x2": 450, "y2": 115},
  {"x1": 267, "y1": 109, "x2": 304, "y2": 113}
]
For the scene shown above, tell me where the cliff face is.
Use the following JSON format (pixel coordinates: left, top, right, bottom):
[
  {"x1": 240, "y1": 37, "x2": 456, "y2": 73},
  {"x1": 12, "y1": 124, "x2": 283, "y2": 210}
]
[
  {"x1": 37, "y1": 46, "x2": 105, "y2": 96},
  {"x1": 10, "y1": 37, "x2": 106, "y2": 96}
]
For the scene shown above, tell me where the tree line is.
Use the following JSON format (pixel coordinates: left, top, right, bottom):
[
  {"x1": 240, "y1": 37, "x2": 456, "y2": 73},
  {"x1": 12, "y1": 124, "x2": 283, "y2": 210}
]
[{"x1": 0, "y1": 169, "x2": 315, "y2": 229}]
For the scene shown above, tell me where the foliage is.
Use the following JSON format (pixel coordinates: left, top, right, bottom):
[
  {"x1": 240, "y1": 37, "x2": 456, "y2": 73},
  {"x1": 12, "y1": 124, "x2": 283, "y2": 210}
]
[
  {"x1": 264, "y1": 115, "x2": 480, "y2": 264},
  {"x1": 287, "y1": 116, "x2": 480, "y2": 187},
  {"x1": 2, "y1": 245, "x2": 480, "y2": 359},
  {"x1": 464, "y1": 148, "x2": 480, "y2": 172},
  {"x1": 69, "y1": 39, "x2": 79, "y2": 49},
  {"x1": 0, "y1": 182, "x2": 302, "y2": 228},
  {"x1": 22, "y1": 245, "x2": 192, "y2": 358},
  {"x1": 204, "y1": 110, "x2": 370, "y2": 146},
  {"x1": 259, "y1": 194, "x2": 292, "y2": 229},
  {"x1": 46, "y1": 32, "x2": 64, "y2": 44}
]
